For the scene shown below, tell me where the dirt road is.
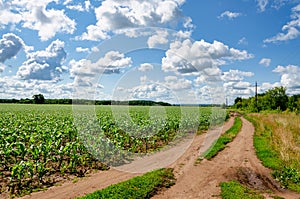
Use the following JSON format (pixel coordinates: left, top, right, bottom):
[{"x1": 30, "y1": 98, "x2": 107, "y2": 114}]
[
  {"x1": 153, "y1": 117, "x2": 300, "y2": 199},
  {"x1": 16, "y1": 117, "x2": 300, "y2": 199},
  {"x1": 16, "y1": 118, "x2": 233, "y2": 199}
]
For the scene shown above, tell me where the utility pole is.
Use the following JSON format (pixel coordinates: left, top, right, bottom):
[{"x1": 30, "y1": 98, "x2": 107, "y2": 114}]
[{"x1": 255, "y1": 81, "x2": 258, "y2": 112}]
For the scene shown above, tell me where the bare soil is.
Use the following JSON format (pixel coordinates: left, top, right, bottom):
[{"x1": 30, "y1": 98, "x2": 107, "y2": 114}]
[
  {"x1": 10, "y1": 116, "x2": 300, "y2": 199},
  {"x1": 153, "y1": 117, "x2": 300, "y2": 199}
]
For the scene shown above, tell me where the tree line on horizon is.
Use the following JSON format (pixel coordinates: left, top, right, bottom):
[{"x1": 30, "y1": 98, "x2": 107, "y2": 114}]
[
  {"x1": 232, "y1": 86, "x2": 300, "y2": 113},
  {"x1": 0, "y1": 94, "x2": 172, "y2": 106}
]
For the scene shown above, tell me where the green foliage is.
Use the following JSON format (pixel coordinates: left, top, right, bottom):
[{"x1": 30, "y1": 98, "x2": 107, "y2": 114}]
[
  {"x1": 233, "y1": 86, "x2": 294, "y2": 113},
  {"x1": 288, "y1": 94, "x2": 300, "y2": 113},
  {"x1": 272, "y1": 167, "x2": 300, "y2": 192},
  {"x1": 78, "y1": 168, "x2": 175, "y2": 199},
  {"x1": 32, "y1": 94, "x2": 45, "y2": 104},
  {"x1": 264, "y1": 86, "x2": 288, "y2": 111},
  {"x1": 202, "y1": 117, "x2": 242, "y2": 160},
  {"x1": 220, "y1": 181, "x2": 265, "y2": 199}
]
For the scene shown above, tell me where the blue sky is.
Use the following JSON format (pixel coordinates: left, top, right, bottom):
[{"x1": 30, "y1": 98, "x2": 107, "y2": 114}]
[{"x1": 0, "y1": 0, "x2": 300, "y2": 104}]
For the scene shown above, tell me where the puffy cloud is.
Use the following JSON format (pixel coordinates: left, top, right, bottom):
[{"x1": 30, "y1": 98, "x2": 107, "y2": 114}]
[
  {"x1": 257, "y1": 0, "x2": 268, "y2": 12},
  {"x1": 0, "y1": 76, "x2": 75, "y2": 99},
  {"x1": 162, "y1": 39, "x2": 253, "y2": 75},
  {"x1": 76, "y1": 47, "x2": 89, "y2": 53},
  {"x1": 220, "y1": 69, "x2": 255, "y2": 103},
  {"x1": 264, "y1": 4, "x2": 300, "y2": 43},
  {"x1": 174, "y1": 30, "x2": 192, "y2": 39},
  {"x1": 163, "y1": 76, "x2": 192, "y2": 91},
  {"x1": 138, "y1": 63, "x2": 154, "y2": 72},
  {"x1": 65, "y1": 0, "x2": 91, "y2": 12},
  {"x1": 0, "y1": 33, "x2": 26, "y2": 63},
  {"x1": 147, "y1": 30, "x2": 169, "y2": 48},
  {"x1": 17, "y1": 40, "x2": 67, "y2": 81},
  {"x1": 218, "y1": 11, "x2": 242, "y2": 20},
  {"x1": 70, "y1": 51, "x2": 132, "y2": 78},
  {"x1": 273, "y1": 64, "x2": 300, "y2": 89},
  {"x1": 221, "y1": 69, "x2": 254, "y2": 82},
  {"x1": 0, "y1": 1, "x2": 22, "y2": 27},
  {"x1": 259, "y1": 58, "x2": 271, "y2": 67},
  {"x1": 79, "y1": 0, "x2": 187, "y2": 41},
  {"x1": 194, "y1": 67, "x2": 222, "y2": 85},
  {"x1": 0, "y1": 1, "x2": 76, "y2": 41},
  {"x1": 22, "y1": 7, "x2": 76, "y2": 41},
  {"x1": 129, "y1": 83, "x2": 171, "y2": 101}
]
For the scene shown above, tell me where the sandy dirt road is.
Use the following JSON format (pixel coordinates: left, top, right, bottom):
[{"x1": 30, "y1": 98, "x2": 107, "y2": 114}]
[{"x1": 153, "y1": 117, "x2": 300, "y2": 199}]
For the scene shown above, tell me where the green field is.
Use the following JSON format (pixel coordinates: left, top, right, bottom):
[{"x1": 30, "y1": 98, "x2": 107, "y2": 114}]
[{"x1": 0, "y1": 104, "x2": 226, "y2": 196}]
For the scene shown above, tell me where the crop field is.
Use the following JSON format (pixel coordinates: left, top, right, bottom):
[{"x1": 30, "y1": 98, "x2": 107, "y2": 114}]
[{"x1": 0, "y1": 104, "x2": 226, "y2": 196}]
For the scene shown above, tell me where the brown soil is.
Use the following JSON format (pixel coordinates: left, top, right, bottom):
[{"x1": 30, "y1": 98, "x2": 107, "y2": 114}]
[
  {"x1": 153, "y1": 117, "x2": 300, "y2": 199},
  {"x1": 8, "y1": 117, "x2": 300, "y2": 199}
]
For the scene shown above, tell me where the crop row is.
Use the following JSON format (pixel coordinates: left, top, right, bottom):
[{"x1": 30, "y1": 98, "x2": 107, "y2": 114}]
[{"x1": 0, "y1": 104, "x2": 226, "y2": 196}]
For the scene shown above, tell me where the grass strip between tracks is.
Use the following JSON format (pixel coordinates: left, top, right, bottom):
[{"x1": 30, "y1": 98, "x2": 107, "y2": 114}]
[
  {"x1": 78, "y1": 168, "x2": 175, "y2": 199},
  {"x1": 202, "y1": 117, "x2": 242, "y2": 160}
]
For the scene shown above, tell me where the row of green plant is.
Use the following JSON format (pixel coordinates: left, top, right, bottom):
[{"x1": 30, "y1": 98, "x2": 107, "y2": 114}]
[
  {"x1": 78, "y1": 168, "x2": 175, "y2": 199},
  {"x1": 220, "y1": 181, "x2": 265, "y2": 199},
  {"x1": 0, "y1": 104, "x2": 226, "y2": 196},
  {"x1": 245, "y1": 114, "x2": 300, "y2": 193},
  {"x1": 201, "y1": 117, "x2": 242, "y2": 160}
]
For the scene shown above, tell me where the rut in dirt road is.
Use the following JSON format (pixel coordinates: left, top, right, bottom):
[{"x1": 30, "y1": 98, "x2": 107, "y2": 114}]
[{"x1": 153, "y1": 117, "x2": 300, "y2": 199}]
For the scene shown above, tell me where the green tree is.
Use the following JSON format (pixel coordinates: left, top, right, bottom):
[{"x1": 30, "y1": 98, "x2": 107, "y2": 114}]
[
  {"x1": 288, "y1": 94, "x2": 300, "y2": 111},
  {"x1": 32, "y1": 94, "x2": 45, "y2": 104},
  {"x1": 264, "y1": 86, "x2": 288, "y2": 111}
]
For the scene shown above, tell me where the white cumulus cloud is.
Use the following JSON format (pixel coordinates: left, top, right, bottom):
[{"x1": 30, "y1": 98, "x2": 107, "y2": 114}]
[
  {"x1": 222, "y1": 69, "x2": 254, "y2": 82},
  {"x1": 138, "y1": 63, "x2": 154, "y2": 72},
  {"x1": 273, "y1": 64, "x2": 300, "y2": 90},
  {"x1": 162, "y1": 39, "x2": 253, "y2": 75},
  {"x1": 17, "y1": 40, "x2": 67, "y2": 81},
  {"x1": 0, "y1": 33, "x2": 26, "y2": 63},
  {"x1": 264, "y1": 4, "x2": 300, "y2": 43},
  {"x1": 70, "y1": 51, "x2": 132, "y2": 78},
  {"x1": 147, "y1": 30, "x2": 169, "y2": 48},
  {"x1": 79, "y1": 0, "x2": 187, "y2": 41},
  {"x1": 0, "y1": 1, "x2": 76, "y2": 41},
  {"x1": 218, "y1": 11, "x2": 242, "y2": 20},
  {"x1": 76, "y1": 47, "x2": 89, "y2": 53},
  {"x1": 259, "y1": 58, "x2": 271, "y2": 67}
]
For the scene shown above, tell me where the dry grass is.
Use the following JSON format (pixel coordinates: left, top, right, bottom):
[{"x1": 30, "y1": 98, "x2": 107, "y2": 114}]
[{"x1": 250, "y1": 113, "x2": 300, "y2": 170}]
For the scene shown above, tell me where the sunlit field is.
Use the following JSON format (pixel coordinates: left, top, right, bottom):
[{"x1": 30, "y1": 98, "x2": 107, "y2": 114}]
[{"x1": 0, "y1": 104, "x2": 226, "y2": 196}]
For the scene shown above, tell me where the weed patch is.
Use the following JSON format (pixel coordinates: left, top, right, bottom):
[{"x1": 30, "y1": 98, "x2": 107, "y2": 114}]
[
  {"x1": 78, "y1": 168, "x2": 175, "y2": 199},
  {"x1": 220, "y1": 181, "x2": 264, "y2": 199}
]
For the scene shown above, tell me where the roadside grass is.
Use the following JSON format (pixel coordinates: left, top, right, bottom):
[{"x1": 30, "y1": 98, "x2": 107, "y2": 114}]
[
  {"x1": 220, "y1": 181, "x2": 264, "y2": 199},
  {"x1": 201, "y1": 117, "x2": 242, "y2": 160},
  {"x1": 78, "y1": 168, "x2": 175, "y2": 199},
  {"x1": 245, "y1": 113, "x2": 300, "y2": 193}
]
